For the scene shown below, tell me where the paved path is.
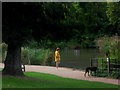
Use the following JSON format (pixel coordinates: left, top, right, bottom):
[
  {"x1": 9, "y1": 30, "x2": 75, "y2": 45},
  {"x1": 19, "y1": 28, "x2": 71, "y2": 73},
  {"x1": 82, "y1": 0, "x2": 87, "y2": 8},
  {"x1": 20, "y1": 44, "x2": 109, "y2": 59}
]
[{"x1": 0, "y1": 63, "x2": 119, "y2": 85}]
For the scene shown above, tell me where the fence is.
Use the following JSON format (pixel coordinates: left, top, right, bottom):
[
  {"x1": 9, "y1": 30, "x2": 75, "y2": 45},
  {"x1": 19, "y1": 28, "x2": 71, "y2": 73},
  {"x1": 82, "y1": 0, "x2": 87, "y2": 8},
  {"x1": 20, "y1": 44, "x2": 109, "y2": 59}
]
[{"x1": 90, "y1": 58, "x2": 120, "y2": 77}]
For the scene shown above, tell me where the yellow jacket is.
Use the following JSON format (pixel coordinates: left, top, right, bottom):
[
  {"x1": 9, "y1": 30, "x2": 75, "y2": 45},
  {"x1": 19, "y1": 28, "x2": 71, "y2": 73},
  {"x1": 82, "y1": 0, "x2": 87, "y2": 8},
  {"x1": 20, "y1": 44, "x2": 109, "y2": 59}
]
[{"x1": 55, "y1": 51, "x2": 60, "y2": 62}]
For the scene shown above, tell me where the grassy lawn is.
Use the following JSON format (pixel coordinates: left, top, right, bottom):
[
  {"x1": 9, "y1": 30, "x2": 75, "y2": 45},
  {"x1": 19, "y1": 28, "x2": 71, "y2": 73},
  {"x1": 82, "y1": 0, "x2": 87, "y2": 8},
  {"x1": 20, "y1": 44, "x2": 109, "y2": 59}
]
[{"x1": 2, "y1": 72, "x2": 119, "y2": 88}]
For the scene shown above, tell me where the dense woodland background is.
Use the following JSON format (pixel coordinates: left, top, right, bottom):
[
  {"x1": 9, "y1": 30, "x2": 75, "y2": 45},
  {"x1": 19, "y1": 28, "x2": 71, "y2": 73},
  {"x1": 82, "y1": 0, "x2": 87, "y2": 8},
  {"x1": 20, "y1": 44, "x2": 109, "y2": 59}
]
[{"x1": 1, "y1": 2, "x2": 120, "y2": 76}]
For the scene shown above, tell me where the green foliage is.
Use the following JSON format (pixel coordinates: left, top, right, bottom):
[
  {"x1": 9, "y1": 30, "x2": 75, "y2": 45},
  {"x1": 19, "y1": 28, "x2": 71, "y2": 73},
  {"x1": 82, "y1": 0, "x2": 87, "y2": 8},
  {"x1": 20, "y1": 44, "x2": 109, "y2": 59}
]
[
  {"x1": 3, "y1": 2, "x2": 120, "y2": 48},
  {"x1": 28, "y1": 49, "x2": 44, "y2": 65},
  {"x1": 109, "y1": 71, "x2": 120, "y2": 79},
  {"x1": 38, "y1": 39, "x2": 66, "y2": 49},
  {"x1": 96, "y1": 35, "x2": 120, "y2": 59},
  {"x1": 3, "y1": 2, "x2": 119, "y2": 49},
  {"x1": 66, "y1": 38, "x2": 80, "y2": 49},
  {"x1": 107, "y1": 2, "x2": 120, "y2": 35},
  {"x1": 95, "y1": 36, "x2": 120, "y2": 79},
  {"x1": 97, "y1": 58, "x2": 119, "y2": 79},
  {"x1": 21, "y1": 47, "x2": 54, "y2": 65},
  {"x1": 98, "y1": 58, "x2": 107, "y2": 69}
]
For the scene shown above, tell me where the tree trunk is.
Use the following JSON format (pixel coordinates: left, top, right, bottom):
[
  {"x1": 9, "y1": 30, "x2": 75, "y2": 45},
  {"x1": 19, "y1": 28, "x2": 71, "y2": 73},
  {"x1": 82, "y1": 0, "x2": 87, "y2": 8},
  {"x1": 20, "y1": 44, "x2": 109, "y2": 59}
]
[{"x1": 2, "y1": 44, "x2": 24, "y2": 76}]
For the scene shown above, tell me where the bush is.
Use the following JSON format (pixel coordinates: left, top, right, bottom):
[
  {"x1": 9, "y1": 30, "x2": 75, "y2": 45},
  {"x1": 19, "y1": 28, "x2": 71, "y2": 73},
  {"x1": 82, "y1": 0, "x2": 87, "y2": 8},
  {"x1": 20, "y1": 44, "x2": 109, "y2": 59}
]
[
  {"x1": 66, "y1": 39, "x2": 80, "y2": 49},
  {"x1": 21, "y1": 47, "x2": 54, "y2": 66},
  {"x1": 96, "y1": 35, "x2": 120, "y2": 61}
]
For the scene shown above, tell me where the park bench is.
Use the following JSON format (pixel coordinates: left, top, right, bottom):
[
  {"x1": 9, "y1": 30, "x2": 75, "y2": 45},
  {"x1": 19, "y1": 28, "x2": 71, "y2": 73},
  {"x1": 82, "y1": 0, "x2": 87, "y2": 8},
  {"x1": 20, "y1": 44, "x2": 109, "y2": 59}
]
[{"x1": 21, "y1": 64, "x2": 25, "y2": 72}]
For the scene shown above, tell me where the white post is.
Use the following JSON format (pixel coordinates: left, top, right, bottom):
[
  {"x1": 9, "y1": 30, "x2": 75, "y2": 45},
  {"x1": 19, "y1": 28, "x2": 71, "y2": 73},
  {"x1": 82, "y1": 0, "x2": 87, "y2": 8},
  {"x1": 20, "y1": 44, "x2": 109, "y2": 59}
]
[{"x1": 107, "y1": 58, "x2": 110, "y2": 74}]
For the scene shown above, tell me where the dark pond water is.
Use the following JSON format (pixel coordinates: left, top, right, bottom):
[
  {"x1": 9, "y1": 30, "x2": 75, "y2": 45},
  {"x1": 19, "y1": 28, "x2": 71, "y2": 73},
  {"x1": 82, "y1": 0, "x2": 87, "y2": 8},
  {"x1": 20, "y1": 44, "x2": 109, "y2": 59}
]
[{"x1": 60, "y1": 48, "x2": 101, "y2": 70}]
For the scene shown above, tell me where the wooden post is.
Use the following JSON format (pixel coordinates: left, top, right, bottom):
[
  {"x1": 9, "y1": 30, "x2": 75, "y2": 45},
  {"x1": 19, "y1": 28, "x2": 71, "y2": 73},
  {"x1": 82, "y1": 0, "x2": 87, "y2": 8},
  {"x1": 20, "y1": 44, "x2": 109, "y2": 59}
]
[{"x1": 102, "y1": 58, "x2": 103, "y2": 73}]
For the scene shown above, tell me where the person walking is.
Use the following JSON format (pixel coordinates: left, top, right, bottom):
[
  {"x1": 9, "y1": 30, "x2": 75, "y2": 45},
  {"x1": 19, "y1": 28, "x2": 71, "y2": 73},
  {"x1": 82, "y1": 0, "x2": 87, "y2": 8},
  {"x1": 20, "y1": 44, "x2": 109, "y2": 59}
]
[{"x1": 55, "y1": 47, "x2": 60, "y2": 69}]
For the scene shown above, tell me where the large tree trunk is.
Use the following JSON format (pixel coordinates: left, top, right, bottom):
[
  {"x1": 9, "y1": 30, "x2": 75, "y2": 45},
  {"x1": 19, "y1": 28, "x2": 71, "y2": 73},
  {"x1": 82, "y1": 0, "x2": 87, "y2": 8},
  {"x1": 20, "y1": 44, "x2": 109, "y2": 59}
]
[{"x1": 2, "y1": 44, "x2": 24, "y2": 76}]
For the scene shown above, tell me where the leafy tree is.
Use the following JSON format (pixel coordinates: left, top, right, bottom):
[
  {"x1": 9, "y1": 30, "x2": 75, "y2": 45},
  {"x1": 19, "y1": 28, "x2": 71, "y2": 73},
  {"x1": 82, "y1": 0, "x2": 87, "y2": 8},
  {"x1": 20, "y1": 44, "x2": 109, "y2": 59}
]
[
  {"x1": 63, "y1": 2, "x2": 108, "y2": 47},
  {"x1": 2, "y1": 2, "x2": 68, "y2": 76},
  {"x1": 106, "y1": 2, "x2": 120, "y2": 35},
  {"x1": 3, "y1": 3, "x2": 23, "y2": 76}
]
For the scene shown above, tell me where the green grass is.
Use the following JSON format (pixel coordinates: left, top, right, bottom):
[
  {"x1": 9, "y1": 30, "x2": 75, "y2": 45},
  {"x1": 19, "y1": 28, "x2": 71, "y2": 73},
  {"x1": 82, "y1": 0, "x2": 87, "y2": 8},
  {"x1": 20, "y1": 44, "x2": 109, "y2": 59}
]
[{"x1": 2, "y1": 72, "x2": 119, "y2": 88}]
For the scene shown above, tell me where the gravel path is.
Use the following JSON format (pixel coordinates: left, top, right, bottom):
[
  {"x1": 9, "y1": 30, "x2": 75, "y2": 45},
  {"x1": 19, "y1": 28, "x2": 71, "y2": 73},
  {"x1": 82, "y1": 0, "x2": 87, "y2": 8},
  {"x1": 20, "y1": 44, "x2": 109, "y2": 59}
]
[{"x1": 0, "y1": 63, "x2": 119, "y2": 85}]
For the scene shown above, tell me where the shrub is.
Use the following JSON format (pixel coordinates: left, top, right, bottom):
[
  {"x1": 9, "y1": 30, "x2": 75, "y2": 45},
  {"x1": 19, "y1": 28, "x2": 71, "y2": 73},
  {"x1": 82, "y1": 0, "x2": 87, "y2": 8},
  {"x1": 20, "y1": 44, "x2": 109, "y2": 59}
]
[
  {"x1": 66, "y1": 39, "x2": 80, "y2": 49},
  {"x1": 21, "y1": 47, "x2": 54, "y2": 65},
  {"x1": 96, "y1": 35, "x2": 120, "y2": 60}
]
